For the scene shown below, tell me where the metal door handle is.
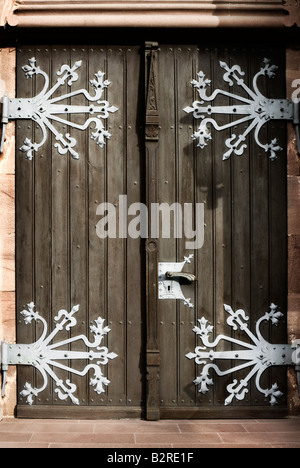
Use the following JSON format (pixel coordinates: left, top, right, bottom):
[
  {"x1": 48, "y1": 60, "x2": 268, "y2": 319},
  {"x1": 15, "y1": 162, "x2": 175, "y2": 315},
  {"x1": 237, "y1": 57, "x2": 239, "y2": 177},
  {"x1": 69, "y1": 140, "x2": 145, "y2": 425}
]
[
  {"x1": 293, "y1": 102, "x2": 300, "y2": 155},
  {"x1": 166, "y1": 271, "x2": 197, "y2": 283},
  {"x1": 0, "y1": 340, "x2": 8, "y2": 398},
  {"x1": 0, "y1": 95, "x2": 8, "y2": 153},
  {"x1": 158, "y1": 254, "x2": 196, "y2": 308}
]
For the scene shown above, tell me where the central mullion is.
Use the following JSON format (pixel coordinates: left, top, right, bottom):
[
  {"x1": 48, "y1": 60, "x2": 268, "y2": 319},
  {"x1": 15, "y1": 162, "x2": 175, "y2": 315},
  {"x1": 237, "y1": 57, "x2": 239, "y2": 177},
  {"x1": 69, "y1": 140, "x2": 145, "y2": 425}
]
[{"x1": 144, "y1": 42, "x2": 161, "y2": 421}]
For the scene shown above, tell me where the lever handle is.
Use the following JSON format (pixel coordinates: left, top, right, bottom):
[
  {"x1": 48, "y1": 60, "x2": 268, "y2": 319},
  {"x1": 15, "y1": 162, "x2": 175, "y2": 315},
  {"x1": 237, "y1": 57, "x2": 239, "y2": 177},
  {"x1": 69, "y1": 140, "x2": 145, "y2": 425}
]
[
  {"x1": 166, "y1": 271, "x2": 197, "y2": 283},
  {"x1": 292, "y1": 339, "x2": 300, "y2": 397},
  {"x1": 293, "y1": 102, "x2": 300, "y2": 156},
  {"x1": 0, "y1": 123, "x2": 7, "y2": 154},
  {"x1": 1, "y1": 370, "x2": 7, "y2": 398},
  {"x1": 296, "y1": 366, "x2": 300, "y2": 398},
  {"x1": 1, "y1": 340, "x2": 8, "y2": 398},
  {"x1": 295, "y1": 126, "x2": 300, "y2": 156},
  {"x1": 0, "y1": 95, "x2": 9, "y2": 154}
]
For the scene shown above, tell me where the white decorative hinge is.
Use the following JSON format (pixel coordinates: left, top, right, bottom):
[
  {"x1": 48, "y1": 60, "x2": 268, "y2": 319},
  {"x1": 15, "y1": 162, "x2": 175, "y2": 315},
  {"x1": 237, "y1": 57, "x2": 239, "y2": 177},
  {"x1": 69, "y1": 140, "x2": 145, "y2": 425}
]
[
  {"x1": 0, "y1": 302, "x2": 117, "y2": 405},
  {"x1": 186, "y1": 303, "x2": 300, "y2": 406},
  {"x1": 0, "y1": 57, "x2": 118, "y2": 159},
  {"x1": 158, "y1": 254, "x2": 197, "y2": 308},
  {"x1": 184, "y1": 58, "x2": 300, "y2": 160}
]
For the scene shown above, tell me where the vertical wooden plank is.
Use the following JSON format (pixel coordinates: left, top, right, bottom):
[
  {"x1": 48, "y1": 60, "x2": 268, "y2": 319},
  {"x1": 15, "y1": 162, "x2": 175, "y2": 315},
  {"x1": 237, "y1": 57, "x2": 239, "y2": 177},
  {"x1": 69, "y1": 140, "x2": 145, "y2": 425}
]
[
  {"x1": 87, "y1": 46, "x2": 107, "y2": 406},
  {"x1": 106, "y1": 46, "x2": 126, "y2": 407},
  {"x1": 176, "y1": 45, "x2": 197, "y2": 408},
  {"x1": 231, "y1": 46, "x2": 251, "y2": 314},
  {"x1": 157, "y1": 45, "x2": 177, "y2": 412},
  {"x1": 229, "y1": 47, "x2": 251, "y2": 407},
  {"x1": 268, "y1": 47, "x2": 288, "y2": 406},
  {"x1": 69, "y1": 46, "x2": 89, "y2": 405},
  {"x1": 212, "y1": 46, "x2": 233, "y2": 407},
  {"x1": 249, "y1": 48, "x2": 272, "y2": 406},
  {"x1": 195, "y1": 47, "x2": 215, "y2": 408},
  {"x1": 50, "y1": 46, "x2": 72, "y2": 407},
  {"x1": 33, "y1": 46, "x2": 53, "y2": 406},
  {"x1": 126, "y1": 45, "x2": 145, "y2": 409},
  {"x1": 51, "y1": 47, "x2": 70, "y2": 313},
  {"x1": 16, "y1": 46, "x2": 35, "y2": 406}
]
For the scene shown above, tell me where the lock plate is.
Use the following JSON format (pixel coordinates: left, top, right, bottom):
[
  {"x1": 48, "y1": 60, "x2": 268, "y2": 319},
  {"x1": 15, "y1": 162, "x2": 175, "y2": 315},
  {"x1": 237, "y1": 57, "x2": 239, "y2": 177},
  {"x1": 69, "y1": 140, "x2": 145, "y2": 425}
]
[{"x1": 158, "y1": 254, "x2": 195, "y2": 308}]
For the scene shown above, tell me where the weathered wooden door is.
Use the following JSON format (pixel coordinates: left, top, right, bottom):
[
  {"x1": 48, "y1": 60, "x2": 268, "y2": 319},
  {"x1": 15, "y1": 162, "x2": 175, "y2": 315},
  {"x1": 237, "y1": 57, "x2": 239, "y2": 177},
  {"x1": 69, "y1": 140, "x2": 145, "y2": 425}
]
[
  {"x1": 16, "y1": 42, "x2": 287, "y2": 419},
  {"x1": 156, "y1": 45, "x2": 287, "y2": 419},
  {"x1": 16, "y1": 45, "x2": 146, "y2": 418}
]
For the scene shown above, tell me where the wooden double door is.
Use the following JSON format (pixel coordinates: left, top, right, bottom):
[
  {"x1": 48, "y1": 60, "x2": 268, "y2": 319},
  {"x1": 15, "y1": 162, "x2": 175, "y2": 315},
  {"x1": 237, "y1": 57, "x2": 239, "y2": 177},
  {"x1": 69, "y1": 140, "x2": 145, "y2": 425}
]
[{"x1": 16, "y1": 42, "x2": 287, "y2": 419}]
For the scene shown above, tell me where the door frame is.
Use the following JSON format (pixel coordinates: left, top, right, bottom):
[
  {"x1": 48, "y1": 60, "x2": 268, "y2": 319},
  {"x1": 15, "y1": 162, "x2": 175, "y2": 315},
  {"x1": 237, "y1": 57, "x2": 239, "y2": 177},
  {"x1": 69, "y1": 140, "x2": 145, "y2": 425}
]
[{"x1": 0, "y1": 30, "x2": 299, "y2": 419}]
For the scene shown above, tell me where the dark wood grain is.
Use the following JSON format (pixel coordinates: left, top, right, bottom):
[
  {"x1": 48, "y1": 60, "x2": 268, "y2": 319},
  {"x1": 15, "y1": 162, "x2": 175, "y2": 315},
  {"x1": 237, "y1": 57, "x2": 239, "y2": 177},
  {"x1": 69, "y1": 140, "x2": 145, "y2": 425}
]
[{"x1": 16, "y1": 42, "x2": 288, "y2": 419}]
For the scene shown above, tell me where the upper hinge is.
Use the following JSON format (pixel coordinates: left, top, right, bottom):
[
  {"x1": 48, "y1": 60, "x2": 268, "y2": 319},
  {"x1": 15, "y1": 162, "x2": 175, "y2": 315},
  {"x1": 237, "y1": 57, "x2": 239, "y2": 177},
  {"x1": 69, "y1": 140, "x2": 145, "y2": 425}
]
[
  {"x1": 0, "y1": 57, "x2": 118, "y2": 159},
  {"x1": 184, "y1": 58, "x2": 300, "y2": 160}
]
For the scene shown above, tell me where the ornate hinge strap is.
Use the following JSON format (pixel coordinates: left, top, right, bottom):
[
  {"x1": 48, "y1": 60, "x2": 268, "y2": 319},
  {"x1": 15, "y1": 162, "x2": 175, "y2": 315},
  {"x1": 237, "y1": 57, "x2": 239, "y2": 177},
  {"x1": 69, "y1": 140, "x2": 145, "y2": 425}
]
[
  {"x1": 186, "y1": 303, "x2": 299, "y2": 406},
  {"x1": 184, "y1": 58, "x2": 294, "y2": 161},
  {"x1": 1, "y1": 57, "x2": 118, "y2": 159},
  {"x1": 1, "y1": 302, "x2": 117, "y2": 405}
]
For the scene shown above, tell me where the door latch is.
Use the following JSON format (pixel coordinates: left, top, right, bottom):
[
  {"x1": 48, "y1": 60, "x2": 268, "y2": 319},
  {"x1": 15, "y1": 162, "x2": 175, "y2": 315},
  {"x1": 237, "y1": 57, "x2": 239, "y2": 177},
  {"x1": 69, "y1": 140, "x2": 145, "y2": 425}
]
[
  {"x1": 0, "y1": 302, "x2": 117, "y2": 405},
  {"x1": 292, "y1": 338, "x2": 300, "y2": 393},
  {"x1": 293, "y1": 101, "x2": 300, "y2": 155},
  {"x1": 158, "y1": 254, "x2": 197, "y2": 308},
  {"x1": 0, "y1": 96, "x2": 9, "y2": 156},
  {"x1": 0, "y1": 340, "x2": 9, "y2": 398}
]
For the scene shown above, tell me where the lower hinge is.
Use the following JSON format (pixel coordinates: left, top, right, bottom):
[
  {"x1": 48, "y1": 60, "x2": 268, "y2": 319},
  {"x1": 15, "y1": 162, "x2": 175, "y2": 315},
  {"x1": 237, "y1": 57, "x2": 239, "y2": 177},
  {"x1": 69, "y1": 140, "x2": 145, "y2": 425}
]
[
  {"x1": 186, "y1": 304, "x2": 300, "y2": 406},
  {"x1": 1, "y1": 303, "x2": 299, "y2": 407},
  {"x1": 0, "y1": 302, "x2": 118, "y2": 405}
]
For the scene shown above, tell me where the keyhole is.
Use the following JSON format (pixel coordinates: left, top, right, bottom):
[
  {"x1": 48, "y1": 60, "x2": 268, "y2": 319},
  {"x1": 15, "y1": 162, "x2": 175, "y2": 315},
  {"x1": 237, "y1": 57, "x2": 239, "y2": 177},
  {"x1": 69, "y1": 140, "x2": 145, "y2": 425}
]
[{"x1": 168, "y1": 285, "x2": 171, "y2": 292}]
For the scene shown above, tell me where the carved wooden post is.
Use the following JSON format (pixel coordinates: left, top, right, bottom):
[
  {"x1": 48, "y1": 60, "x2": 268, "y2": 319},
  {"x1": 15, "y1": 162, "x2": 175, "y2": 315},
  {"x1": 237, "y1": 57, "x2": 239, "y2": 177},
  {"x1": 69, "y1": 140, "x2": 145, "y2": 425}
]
[{"x1": 145, "y1": 41, "x2": 160, "y2": 421}]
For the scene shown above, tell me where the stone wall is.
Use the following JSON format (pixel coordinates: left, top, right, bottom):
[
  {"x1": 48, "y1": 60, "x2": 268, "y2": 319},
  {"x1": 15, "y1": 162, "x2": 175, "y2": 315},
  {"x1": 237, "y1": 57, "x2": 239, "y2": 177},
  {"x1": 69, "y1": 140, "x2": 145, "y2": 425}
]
[
  {"x1": 1, "y1": 0, "x2": 300, "y2": 28},
  {"x1": 287, "y1": 47, "x2": 300, "y2": 416},
  {"x1": 0, "y1": 0, "x2": 15, "y2": 27}
]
